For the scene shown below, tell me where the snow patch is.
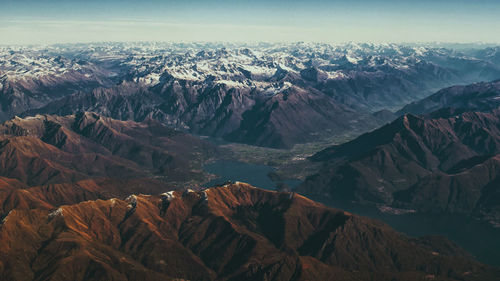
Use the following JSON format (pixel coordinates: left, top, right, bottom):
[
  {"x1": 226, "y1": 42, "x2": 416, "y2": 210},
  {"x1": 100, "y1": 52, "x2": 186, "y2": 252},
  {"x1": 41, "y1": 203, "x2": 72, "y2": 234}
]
[
  {"x1": 161, "y1": 191, "x2": 177, "y2": 201},
  {"x1": 182, "y1": 189, "x2": 195, "y2": 197},
  {"x1": 49, "y1": 208, "x2": 64, "y2": 218},
  {"x1": 234, "y1": 181, "x2": 253, "y2": 188},
  {"x1": 125, "y1": 195, "x2": 138, "y2": 209},
  {"x1": 201, "y1": 190, "x2": 208, "y2": 201},
  {"x1": 1, "y1": 210, "x2": 12, "y2": 224},
  {"x1": 216, "y1": 80, "x2": 247, "y2": 88},
  {"x1": 327, "y1": 71, "x2": 347, "y2": 80}
]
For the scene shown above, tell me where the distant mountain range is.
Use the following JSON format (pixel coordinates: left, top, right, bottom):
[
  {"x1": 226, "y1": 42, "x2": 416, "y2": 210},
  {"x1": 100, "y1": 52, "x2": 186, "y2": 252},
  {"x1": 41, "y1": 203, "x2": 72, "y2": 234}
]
[{"x1": 2, "y1": 42, "x2": 500, "y2": 148}]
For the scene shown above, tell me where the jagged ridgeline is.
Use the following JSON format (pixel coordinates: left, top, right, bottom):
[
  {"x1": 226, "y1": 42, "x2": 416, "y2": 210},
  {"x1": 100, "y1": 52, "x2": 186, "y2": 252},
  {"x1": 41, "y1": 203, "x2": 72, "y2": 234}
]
[
  {"x1": 1, "y1": 43, "x2": 499, "y2": 148},
  {"x1": 0, "y1": 182, "x2": 499, "y2": 280},
  {"x1": 300, "y1": 80, "x2": 500, "y2": 227},
  {"x1": 0, "y1": 112, "x2": 218, "y2": 187}
]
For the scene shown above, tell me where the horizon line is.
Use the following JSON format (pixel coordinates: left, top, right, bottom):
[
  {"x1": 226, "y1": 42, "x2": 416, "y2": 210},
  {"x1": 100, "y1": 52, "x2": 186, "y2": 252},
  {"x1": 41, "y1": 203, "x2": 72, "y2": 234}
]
[{"x1": 1, "y1": 41, "x2": 499, "y2": 48}]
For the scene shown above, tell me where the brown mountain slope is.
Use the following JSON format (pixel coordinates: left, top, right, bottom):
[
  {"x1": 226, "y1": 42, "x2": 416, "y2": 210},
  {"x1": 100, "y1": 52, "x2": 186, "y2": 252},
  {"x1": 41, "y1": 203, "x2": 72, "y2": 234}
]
[
  {"x1": 0, "y1": 177, "x2": 176, "y2": 219},
  {"x1": 0, "y1": 112, "x2": 218, "y2": 186},
  {"x1": 0, "y1": 177, "x2": 53, "y2": 216},
  {"x1": 0, "y1": 182, "x2": 498, "y2": 281}
]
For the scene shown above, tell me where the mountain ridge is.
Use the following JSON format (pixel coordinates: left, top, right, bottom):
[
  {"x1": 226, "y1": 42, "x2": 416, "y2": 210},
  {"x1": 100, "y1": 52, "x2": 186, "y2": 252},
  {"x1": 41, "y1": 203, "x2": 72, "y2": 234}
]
[
  {"x1": 299, "y1": 106, "x2": 500, "y2": 226},
  {"x1": 0, "y1": 181, "x2": 498, "y2": 281},
  {"x1": 4, "y1": 43, "x2": 500, "y2": 148},
  {"x1": 0, "y1": 112, "x2": 218, "y2": 187}
]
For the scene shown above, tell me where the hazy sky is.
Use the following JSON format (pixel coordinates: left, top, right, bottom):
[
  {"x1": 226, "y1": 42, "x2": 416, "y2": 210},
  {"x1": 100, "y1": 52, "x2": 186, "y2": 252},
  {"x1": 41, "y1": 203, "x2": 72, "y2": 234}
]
[{"x1": 1, "y1": 0, "x2": 500, "y2": 44}]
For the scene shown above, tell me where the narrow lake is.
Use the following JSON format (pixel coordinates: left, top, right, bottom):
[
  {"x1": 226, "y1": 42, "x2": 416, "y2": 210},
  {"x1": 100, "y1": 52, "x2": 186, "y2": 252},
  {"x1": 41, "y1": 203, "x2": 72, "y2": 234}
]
[
  {"x1": 309, "y1": 195, "x2": 500, "y2": 267},
  {"x1": 204, "y1": 160, "x2": 301, "y2": 190},
  {"x1": 204, "y1": 160, "x2": 500, "y2": 267}
]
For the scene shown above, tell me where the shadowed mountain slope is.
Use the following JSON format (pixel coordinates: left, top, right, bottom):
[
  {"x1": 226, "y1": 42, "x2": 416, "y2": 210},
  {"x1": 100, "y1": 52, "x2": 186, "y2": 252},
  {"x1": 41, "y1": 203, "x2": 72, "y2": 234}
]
[
  {"x1": 399, "y1": 80, "x2": 500, "y2": 115},
  {"x1": 299, "y1": 108, "x2": 500, "y2": 226}
]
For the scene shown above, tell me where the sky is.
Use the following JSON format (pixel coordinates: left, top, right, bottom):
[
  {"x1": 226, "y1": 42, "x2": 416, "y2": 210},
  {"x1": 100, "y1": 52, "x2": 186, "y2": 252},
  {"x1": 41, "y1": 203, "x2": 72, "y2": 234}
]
[{"x1": 1, "y1": 0, "x2": 499, "y2": 44}]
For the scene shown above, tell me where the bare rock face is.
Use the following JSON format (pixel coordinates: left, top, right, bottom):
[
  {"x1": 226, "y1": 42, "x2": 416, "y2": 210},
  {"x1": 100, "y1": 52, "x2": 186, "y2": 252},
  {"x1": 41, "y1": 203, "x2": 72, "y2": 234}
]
[
  {"x1": 0, "y1": 182, "x2": 498, "y2": 281},
  {"x1": 299, "y1": 107, "x2": 500, "y2": 225}
]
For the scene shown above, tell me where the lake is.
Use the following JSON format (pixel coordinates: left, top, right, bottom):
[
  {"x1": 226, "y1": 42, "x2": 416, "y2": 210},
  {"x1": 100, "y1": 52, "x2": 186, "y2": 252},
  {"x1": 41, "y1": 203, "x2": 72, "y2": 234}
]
[
  {"x1": 309, "y1": 195, "x2": 500, "y2": 267},
  {"x1": 204, "y1": 160, "x2": 500, "y2": 267},
  {"x1": 204, "y1": 160, "x2": 301, "y2": 190}
]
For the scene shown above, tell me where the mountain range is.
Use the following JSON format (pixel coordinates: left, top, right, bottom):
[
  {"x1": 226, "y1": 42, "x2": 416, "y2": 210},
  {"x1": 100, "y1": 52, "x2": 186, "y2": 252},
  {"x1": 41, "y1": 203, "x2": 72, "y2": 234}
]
[
  {"x1": 1, "y1": 42, "x2": 500, "y2": 280},
  {"x1": 399, "y1": 79, "x2": 500, "y2": 115},
  {"x1": 0, "y1": 109, "x2": 496, "y2": 280},
  {"x1": 3, "y1": 43, "x2": 500, "y2": 148},
  {"x1": 1, "y1": 181, "x2": 498, "y2": 281},
  {"x1": 298, "y1": 80, "x2": 500, "y2": 226},
  {"x1": 0, "y1": 112, "x2": 217, "y2": 187}
]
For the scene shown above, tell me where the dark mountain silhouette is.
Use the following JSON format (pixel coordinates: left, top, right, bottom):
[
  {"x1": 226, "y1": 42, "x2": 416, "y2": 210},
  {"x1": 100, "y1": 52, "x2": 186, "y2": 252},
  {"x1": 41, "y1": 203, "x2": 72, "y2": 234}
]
[
  {"x1": 399, "y1": 80, "x2": 500, "y2": 115},
  {"x1": 299, "y1": 108, "x2": 500, "y2": 226}
]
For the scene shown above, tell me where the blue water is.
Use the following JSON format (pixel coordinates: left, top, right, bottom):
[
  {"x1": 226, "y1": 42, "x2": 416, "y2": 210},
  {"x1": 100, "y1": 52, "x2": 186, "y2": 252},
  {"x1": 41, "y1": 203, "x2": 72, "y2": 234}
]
[
  {"x1": 308, "y1": 195, "x2": 500, "y2": 267},
  {"x1": 204, "y1": 161, "x2": 301, "y2": 190},
  {"x1": 204, "y1": 160, "x2": 500, "y2": 267}
]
